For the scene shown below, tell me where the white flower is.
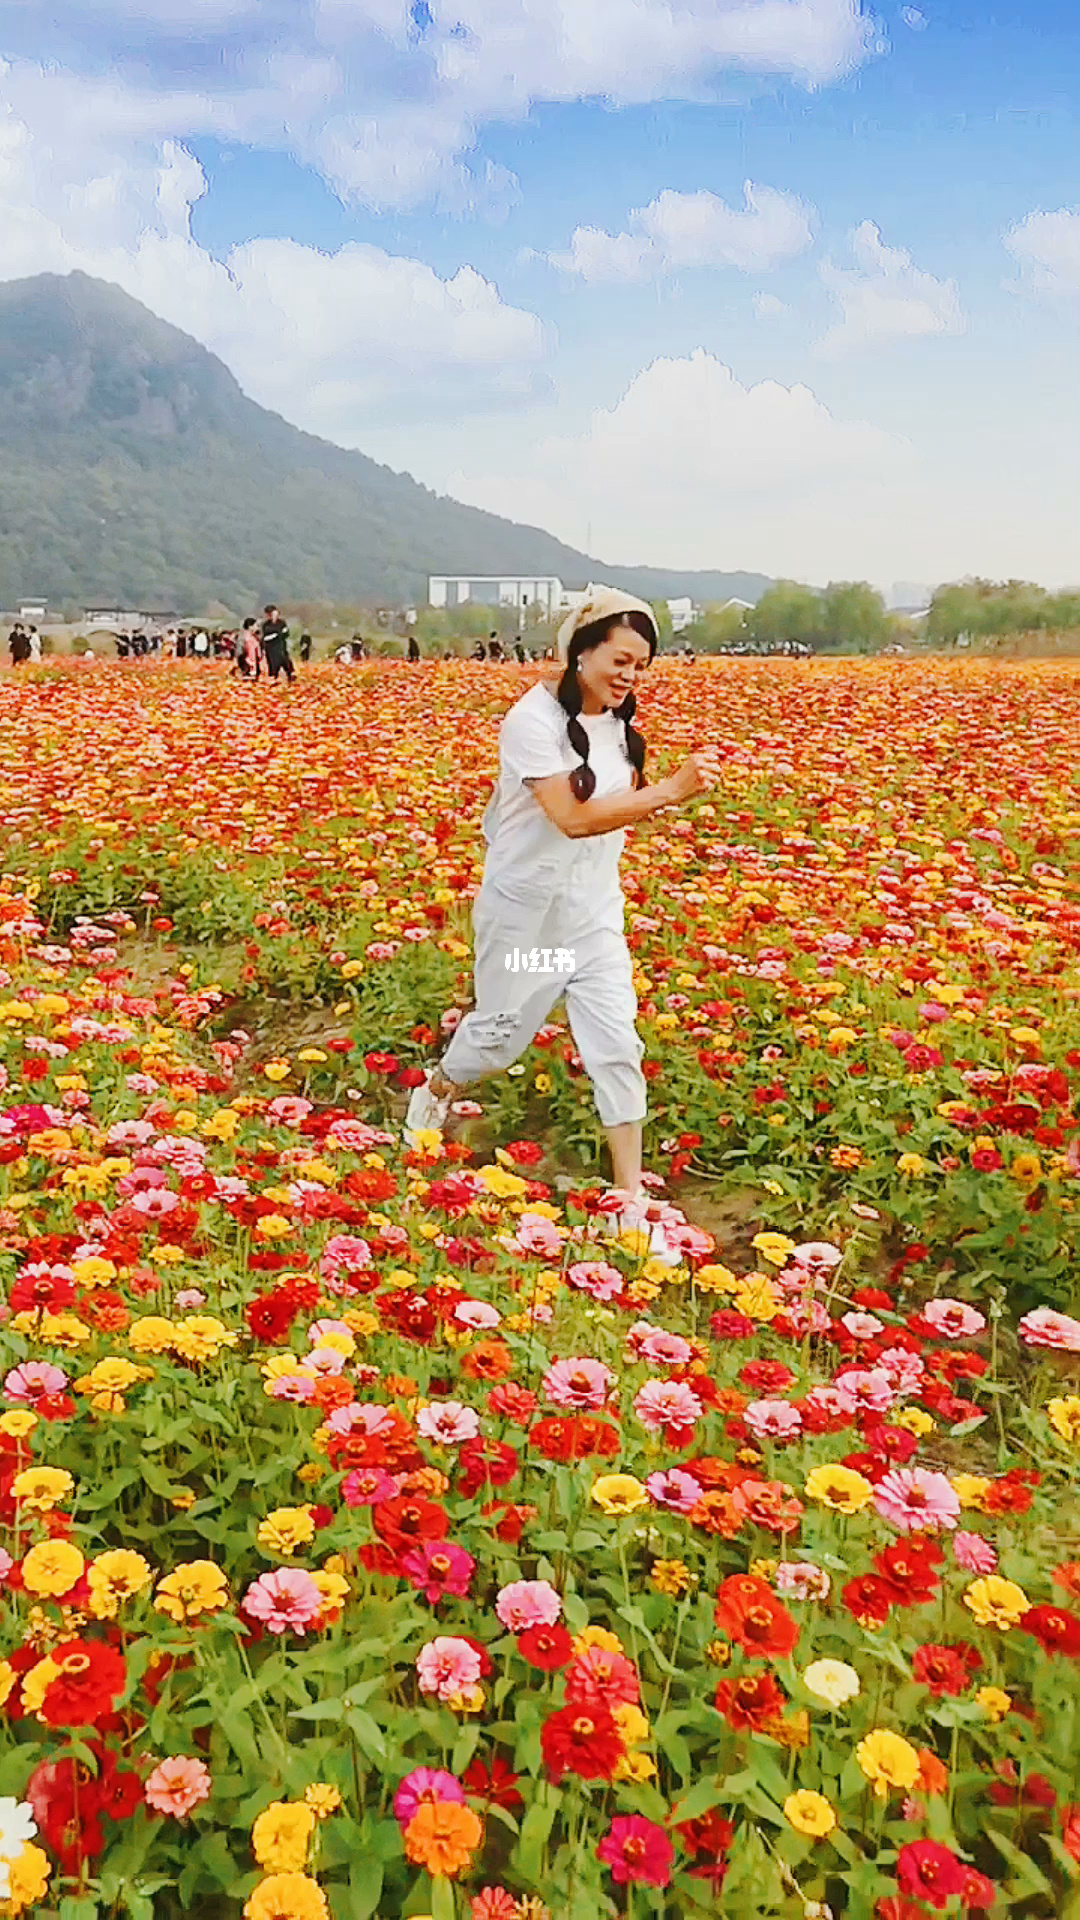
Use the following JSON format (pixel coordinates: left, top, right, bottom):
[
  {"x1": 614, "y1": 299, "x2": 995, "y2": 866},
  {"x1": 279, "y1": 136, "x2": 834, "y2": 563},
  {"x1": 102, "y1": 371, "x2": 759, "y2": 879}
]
[{"x1": 0, "y1": 1797, "x2": 37, "y2": 1867}]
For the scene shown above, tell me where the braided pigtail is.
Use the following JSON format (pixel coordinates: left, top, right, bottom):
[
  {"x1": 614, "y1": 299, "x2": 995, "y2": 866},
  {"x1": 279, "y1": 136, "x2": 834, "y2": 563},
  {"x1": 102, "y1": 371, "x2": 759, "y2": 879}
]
[
  {"x1": 556, "y1": 662, "x2": 596, "y2": 800},
  {"x1": 613, "y1": 689, "x2": 647, "y2": 789}
]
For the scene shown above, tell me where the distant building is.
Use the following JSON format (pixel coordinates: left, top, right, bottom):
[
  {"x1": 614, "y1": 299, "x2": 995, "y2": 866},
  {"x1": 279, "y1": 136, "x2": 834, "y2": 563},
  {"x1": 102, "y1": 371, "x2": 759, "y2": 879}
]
[
  {"x1": 666, "y1": 596, "x2": 701, "y2": 633},
  {"x1": 18, "y1": 599, "x2": 47, "y2": 621},
  {"x1": 720, "y1": 597, "x2": 754, "y2": 613},
  {"x1": 429, "y1": 575, "x2": 564, "y2": 619},
  {"x1": 83, "y1": 606, "x2": 179, "y2": 629}
]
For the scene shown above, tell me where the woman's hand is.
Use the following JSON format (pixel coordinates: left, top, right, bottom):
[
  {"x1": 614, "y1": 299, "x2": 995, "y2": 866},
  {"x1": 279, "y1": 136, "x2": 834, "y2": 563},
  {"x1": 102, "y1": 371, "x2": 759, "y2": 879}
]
[{"x1": 658, "y1": 749, "x2": 724, "y2": 805}]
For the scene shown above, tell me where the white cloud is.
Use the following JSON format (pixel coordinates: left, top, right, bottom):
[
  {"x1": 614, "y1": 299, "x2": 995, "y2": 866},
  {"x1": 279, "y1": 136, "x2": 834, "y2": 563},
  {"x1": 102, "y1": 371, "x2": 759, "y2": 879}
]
[
  {"x1": 0, "y1": 95, "x2": 547, "y2": 432},
  {"x1": 817, "y1": 220, "x2": 964, "y2": 354},
  {"x1": 443, "y1": 348, "x2": 918, "y2": 579},
  {"x1": 1004, "y1": 208, "x2": 1080, "y2": 297},
  {"x1": 549, "y1": 182, "x2": 815, "y2": 282},
  {"x1": 753, "y1": 290, "x2": 790, "y2": 316},
  {"x1": 13, "y1": 0, "x2": 877, "y2": 210}
]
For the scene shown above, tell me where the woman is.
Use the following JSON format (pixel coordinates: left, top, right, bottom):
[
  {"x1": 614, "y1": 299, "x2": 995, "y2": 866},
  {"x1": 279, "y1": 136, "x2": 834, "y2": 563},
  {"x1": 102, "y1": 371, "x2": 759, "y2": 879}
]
[{"x1": 405, "y1": 586, "x2": 721, "y2": 1244}]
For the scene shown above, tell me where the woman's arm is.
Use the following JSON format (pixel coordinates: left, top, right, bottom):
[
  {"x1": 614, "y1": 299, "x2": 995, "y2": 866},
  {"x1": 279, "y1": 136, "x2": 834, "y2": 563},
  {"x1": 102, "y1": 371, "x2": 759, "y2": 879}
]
[{"x1": 528, "y1": 751, "x2": 721, "y2": 840}]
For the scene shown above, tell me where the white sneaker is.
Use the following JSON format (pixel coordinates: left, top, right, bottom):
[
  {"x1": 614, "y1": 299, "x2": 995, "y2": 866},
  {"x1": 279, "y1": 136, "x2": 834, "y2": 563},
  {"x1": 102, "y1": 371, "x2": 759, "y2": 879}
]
[
  {"x1": 595, "y1": 1188, "x2": 684, "y2": 1267},
  {"x1": 403, "y1": 1069, "x2": 452, "y2": 1147}
]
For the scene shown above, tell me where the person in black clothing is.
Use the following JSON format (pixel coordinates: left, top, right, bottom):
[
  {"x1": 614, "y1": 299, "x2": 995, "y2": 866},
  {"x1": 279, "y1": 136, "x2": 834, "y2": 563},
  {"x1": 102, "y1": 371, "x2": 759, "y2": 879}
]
[
  {"x1": 8, "y1": 624, "x2": 29, "y2": 665},
  {"x1": 407, "y1": 634, "x2": 421, "y2": 662},
  {"x1": 513, "y1": 640, "x2": 526, "y2": 663},
  {"x1": 261, "y1": 604, "x2": 294, "y2": 682},
  {"x1": 299, "y1": 632, "x2": 313, "y2": 663},
  {"x1": 471, "y1": 641, "x2": 487, "y2": 661}
]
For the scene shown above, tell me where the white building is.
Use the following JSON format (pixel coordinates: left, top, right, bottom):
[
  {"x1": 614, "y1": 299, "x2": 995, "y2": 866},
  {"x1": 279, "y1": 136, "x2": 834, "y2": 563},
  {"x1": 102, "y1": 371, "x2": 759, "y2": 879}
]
[
  {"x1": 428, "y1": 575, "x2": 564, "y2": 618},
  {"x1": 18, "y1": 599, "x2": 47, "y2": 621},
  {"x1": 666, "y1": 596, "x2": 701, "y2": 632}
]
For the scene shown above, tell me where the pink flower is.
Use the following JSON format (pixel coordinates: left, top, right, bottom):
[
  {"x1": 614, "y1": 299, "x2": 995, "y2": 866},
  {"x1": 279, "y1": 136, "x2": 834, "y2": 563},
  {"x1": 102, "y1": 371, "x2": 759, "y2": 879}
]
[
  {"x1": 174, "y1": 1289, "x2": 206, "y2": 1310},
  {"x1": 646, "y1": 1468, "x2": 703, "y2": 1514},
  {"x1": 307, "y1": 1346, "x2": 348, "y2": 1376},
  {"x1": 542, "y1": 1357, "x2": 614, "y2": 1410},
  {"x1": 416, "y1": 1636, "x2": 483, "y2": 1700},
  {"x1": 0, "y1": 1549, "x2": 13, "y2": 1586},
  {"x1": 597, "y1": 1815, "x2": 675, "y2": 1888},
  {"x1": 269, "y1": 1374, "x2": 316, "y2": 1403},
  {"x1": 496, "y1": 1579, "x2": 562, "y2": 1632},
  {"x1": 144, "y1": 1756, "x2": 212, "y2": 1819},
  {"x1": 130, "y1": 1188, "x2": 180, "y2": 1217},
  {"x1": 629, "y1": 1325, "x2": 692, "y2": 1367},
  {"x1": 877, "y1": 1347, "x2": 926, "y2": 1395},
  {"x1": 1019, "y1": 1308, "x2": 1080, "y2": 1352},
  {"x1": 634, "y1": 1379, "x2": 703, "y2": 1437},
  {"x1": 308, "y1": 1318, "x2": 352, "y2": 1346},
  {"x1": 242, "y1": 1568, "x2": 325, "y2": 1634},
  {"x1": 788, "y1": 1241, "x2": 843, "y2": 1282},
  {"x1": 320, "y1": 1234, "x2": 373, "y2": 1282},
  {"x1": 470, "y1": 1891, "x2": 519, "y2": 1920},
  {"x1": 416, "y1": 1402, "x2": 481, "y2": 1447},
  {"x1": 873, "y1": 1467, "x2": 961, "y2": 1534},
  {"x1": 953, "y1": 1531, "x2": 998, "y2": 1574},
  {"x1": 775, "y1": 1561, "x2": 831, "y2": 1601},
  {"x1": 342, "y1": 1467, "x2": 401, "y2": 1508},
  {"x1": 566, "y1": 1261, "x2": 624, "y2": 1303},
  {"x1": 455, "y1": 1300, "x2": 501, "y2": 1330},
  {"x1": 393, "y1": 1767, "x2": 465, "y2": 1828},
  {"x1": 4, "y1": 1360, "x2": 68, "y2": 1403},
  {"x1": 841, "y1": 1311, "x2": 885, "y2": 1339},
  {"x1": 805, "y1": 1383, "x2": 856, "y2": 1420},
  {"x1": 402, "y1": 1542, "x2": 476, "y2": 1603},
  {"x1": 513, "y1": 1214, "x2": 566, "y2": 1258},
  {"x1": 744, "y1": 1400, "x2": 803, "y2": 1441},
  {"x1": 922, "y1": 1298, "x2": 986, "y2": 1339},
  {"x1": 834, "y1": 1367, "x2": 897, "y2": 1414}
]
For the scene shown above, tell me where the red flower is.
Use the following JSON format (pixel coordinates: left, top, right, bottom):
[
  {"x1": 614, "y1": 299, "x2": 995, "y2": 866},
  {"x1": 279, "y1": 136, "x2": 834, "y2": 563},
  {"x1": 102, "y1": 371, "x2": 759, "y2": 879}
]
[
  {"x1": 912, "y1": 1643, "x2": 981, "y2": 1696},
  {"x1": 713, "y1": 1671, "x2": 787, "y2": 1731},
  {"x1": 463, "y1": 1753, "x2": 524, "y2": 1811},
  {"x1": 372, "y1": 1496, "x2": 449, "y2": 1558},
  {"x1": 597, "y1": 1815, "x2": 674, "y2": 1888},
  {"x1": 487, "y1": 1384, "x2": 537, "y2": 1423},
  {"x1": 842, "y1": 1574, "x2": 894, "y2": 1629},
  {"x1": 895, "y1": 1840, "x2": 966, "y2": 1910},
  {"x1": 1020, "y1": 1606, "x2": 1080, "y2": 1656},
  {"x1": 875, "y1": 1537, "x2": 943, "y2": 1605},
  {"x1": 531, "y1": 1415, "x2": 621, "y2": 1462},
  {"x1": 957, "y1": 1867, "x2": 997, "y2": 1908},
  {"x1": 246, "y1": 1290, "x2": 298, "y2": 1342},
  {"x1": 540, "y1": 1704, "x2": 625, "y2": 1783},
  {"x1": 457, "y1": 1438, "x2": 520, "y2": 1498},
  {"x1": 713, "y1": 1576, "x2": 799, "y2": 1660},
  {"x1": 36, "y1": 1639, "x2": 127, "y2": 1727},
  {"x1": 363, "y1": 1051, "x2": 399, "y2": 1074},
  {"x1": 517, "y1": 1625, "x2": 573, "y2": 1670}
]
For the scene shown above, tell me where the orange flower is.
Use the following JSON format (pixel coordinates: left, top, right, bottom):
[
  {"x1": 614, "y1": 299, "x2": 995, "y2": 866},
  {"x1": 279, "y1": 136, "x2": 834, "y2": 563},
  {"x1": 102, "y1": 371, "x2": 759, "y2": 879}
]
[
  {"x1": 1054, "y1": 1561, "x2": 1080, "y2": 1602},
  {"x1": 403, "y1": 1800, "x2": 483, "y2": 1877},
  {"x1": 459, "y1": 1340, "x2": 514, "y2": 1382},
  {"x1": 689, "y1": 1490, "x2": 741, "y2": 1537},
  {"x1": 916, "y1": 1748, "x2": 949, "y2": 1796}
]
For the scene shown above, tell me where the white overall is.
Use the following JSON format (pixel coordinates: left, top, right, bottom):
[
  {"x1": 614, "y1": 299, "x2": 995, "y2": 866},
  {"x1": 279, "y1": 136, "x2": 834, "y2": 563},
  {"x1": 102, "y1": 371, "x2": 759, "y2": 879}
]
[{"x1": 439, "y1": 682, "x2": 647, "y2": 1129}]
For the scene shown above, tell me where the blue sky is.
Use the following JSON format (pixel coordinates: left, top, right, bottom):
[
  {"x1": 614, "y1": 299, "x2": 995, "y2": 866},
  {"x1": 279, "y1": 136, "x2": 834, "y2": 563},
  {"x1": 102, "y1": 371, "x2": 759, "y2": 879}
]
[{"x1": 0, "y1": 0, "x2": 1077, "y2": 591}]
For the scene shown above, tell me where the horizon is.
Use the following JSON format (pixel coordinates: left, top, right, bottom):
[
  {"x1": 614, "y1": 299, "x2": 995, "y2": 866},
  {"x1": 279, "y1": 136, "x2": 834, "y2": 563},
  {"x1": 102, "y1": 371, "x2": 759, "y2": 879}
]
[{"x1": 0, "y1": 3, "x2": 1076, "y2": 590}]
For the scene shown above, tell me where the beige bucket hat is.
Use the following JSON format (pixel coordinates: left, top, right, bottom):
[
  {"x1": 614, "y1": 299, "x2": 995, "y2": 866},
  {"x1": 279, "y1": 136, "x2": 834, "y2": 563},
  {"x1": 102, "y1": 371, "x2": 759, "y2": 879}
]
[{"x1": 555, "y1": 584, "x2": 660, "y2": 663}]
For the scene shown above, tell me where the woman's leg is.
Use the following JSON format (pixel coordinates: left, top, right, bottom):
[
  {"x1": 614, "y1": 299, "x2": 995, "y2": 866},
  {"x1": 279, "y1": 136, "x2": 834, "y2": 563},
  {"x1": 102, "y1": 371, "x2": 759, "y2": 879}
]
[
  {"x1": 434, "y1": 893, "x2": 565, "y2": 1096},
  {"x1": 563, "y1": 927, "x2": 649, "y2": 1194}
]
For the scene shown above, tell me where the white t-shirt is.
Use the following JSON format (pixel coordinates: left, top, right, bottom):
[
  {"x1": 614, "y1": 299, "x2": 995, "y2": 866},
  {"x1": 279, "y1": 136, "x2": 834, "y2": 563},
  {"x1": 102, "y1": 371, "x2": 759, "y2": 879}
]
[{"x1": 479, "y1": 681, "x2": 634, "y2": 917}]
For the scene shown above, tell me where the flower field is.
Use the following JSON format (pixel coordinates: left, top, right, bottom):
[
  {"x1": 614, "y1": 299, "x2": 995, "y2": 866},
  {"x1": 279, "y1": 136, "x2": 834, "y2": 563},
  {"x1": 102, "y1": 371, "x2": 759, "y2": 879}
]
[{"x1": 1, "y1": 656, "x2": 1080, "y2": 1920}]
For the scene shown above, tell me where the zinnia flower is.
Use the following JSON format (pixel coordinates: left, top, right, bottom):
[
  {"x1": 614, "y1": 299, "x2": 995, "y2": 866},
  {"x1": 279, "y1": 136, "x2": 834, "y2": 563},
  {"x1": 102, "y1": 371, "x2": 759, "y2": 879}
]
[
  {"x1": 873, "y1": 1467, "x2": 961, "y2": 1534},
  {"x1": 495, "y1": 1580, "x2": 562, "y2": 1632},
  {"x1": 393, "y1": 1769, "x2": 466, "y2": 1828},
  {"x1": 803, "y1": 1659, "x2": 860, "y2": 1708},
  {"x1": 242, "y1": 1569, "x2": 324, "y2": 1634},
  {"x1": 783, "y1": 1791, "x2": 836, "y2": 1838},
  {"x1": 252, "y1": 1801, "x2": 317, "y2": 1872},
  {"x1": 403, "y1": 1800, "x2": 482, "y2": 1877},
  {"x1": 856, "y1": 1729, "x2": 921, "y2": 1798},
  {"x1": 963, "y1": 1575, "x2": 1030, "y2": 1629},
  {"x1": 144, "y1": 1757, "x2": 212, "y2": 1819},
  {"x1": 416, "y1": 1637, "x2": 483, "y2": 1701},
  {"x1": 243, "y1": 1873, "x2": 328, "y2": 1920},
  {"x1": 591, "y1": 1474, "x2": 648, "y2": 1516},
  {"x1": 597, "y1": 1814, "x2": 674, "y2": 1887}
]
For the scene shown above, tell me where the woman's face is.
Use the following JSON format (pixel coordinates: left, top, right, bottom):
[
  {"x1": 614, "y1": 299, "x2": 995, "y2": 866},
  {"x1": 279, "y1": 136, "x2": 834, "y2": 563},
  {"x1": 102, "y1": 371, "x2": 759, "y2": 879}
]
[{"x1": 577, "y1": 621, "x2": 653, "y2": 709}]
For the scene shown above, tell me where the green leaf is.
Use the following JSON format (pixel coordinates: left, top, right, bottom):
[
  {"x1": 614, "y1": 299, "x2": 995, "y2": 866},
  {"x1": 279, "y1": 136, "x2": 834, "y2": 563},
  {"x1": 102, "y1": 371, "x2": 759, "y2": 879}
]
[
  {"x1": 345, "y1": 1855, "x2": 384, "y2": 1918},
  {"x1": 515, "y1": 1790, "x2": 559, "y2": 1881},
  {"x1": 431, "y1": 1878, "x2": 457, "y2": 1920},
  {"x1": 346, "y1": 1706, "x2": 388, "y2": 1764}
]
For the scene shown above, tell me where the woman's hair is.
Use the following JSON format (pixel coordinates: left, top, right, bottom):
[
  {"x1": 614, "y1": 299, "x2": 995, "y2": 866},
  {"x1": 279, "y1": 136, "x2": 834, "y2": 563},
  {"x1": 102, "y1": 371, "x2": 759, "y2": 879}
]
[{"x1": 556, "y1": 610, "x2": 656, "y2": 800}]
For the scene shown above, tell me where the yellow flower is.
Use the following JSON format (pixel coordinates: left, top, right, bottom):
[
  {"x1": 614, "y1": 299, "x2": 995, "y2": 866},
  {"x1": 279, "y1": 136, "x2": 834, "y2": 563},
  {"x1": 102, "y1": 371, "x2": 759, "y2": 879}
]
[
  {"x1": 76, "y1": 1357, "x2": 141, "y2": 1396},
  {"x1": 71, "y1": 1256, "x2": 117, "y2": 1290},
  {"x1": 0, "y1": 1410, "x2": 38, "y2": 1440},
  {"x1": 803, "y1": 1659, "x2": 860, "y2": 1708},
  {"x1": 263, "y1": 1060, "x2": 292, "y2": 1082},
  {"x1": 154, "y1": 1560, "x2": 230, "y2": 1622},
  {"x1": 951, "y1": 1473, "x2": 991, "y2": 1511},
  {"x1": 18, "y1": 1310, "x2": 92, "y2": 1349},
  {"x1": 257, "y1": 1508, "x2": 316, "y2": 1557},
  {"x1": 963, "y1": 1576, "x2": 1030, "y2": 1629},
  {"x1": 590, "y1": 1474, "x2": 648, "y2": 1516},
  {"x1": 694, "y1": 1263, "x2": 738, "y2": 1294},
  {"x1": 615, "y1": 1748, "x2": 657, "y2": 1783},
  {"x1": 651, "y1": 1559, "x2": 695, "y2": 1596},
  {"x1": 5, "y1": 1842, "x2": 51, "y2": 1913},
  {"x1": 892, "y1": 1406, "x2": 935, "y2": 1437},
  {"x1": 896, "y1": 1152, "x2": 929, "y2": 1176},
  {"x1": 10, "y1": 1466, "x2": 74, "y2": 1513},
  {"x1": 446, "y1": 1682, "x2": 486, "y2": 1714},
  {"x1": 21, "y1": 1540, "x2": 85, "y2": 1597},
  {"x1": 310, "y1": 1570, "x2": 350, "y2": 1620},
  {"x1": 572, "y1": 1627, "x2": 624, "y2": 1659},
  {"x1": 255, "y1": 1213, "x2": 293, "y2": 1240},
  {"x1": 533, "y1": 1073, "x2": 553, "y2": 1093},
  {"x1": 1010, "y1": 1152, "x2": 1042, "y2": 1183},
  {"x1": 171, "y1": 1316, "x2": 239, "y2": 1362},
  {"x1": 252, "y1": 1801, "x2": 317, "y2": 1873},
  {"x1": 474, "y1": 1164, "x2": 528, "y2": 1199},
  {"x1": 244, "y1": 1874, "x2": 328, "y2": 1920},
  {"x1": 0, "y1": 1661, "x2": 18, "y2": 1708},
  {"x1": 856, "y1": 1729, "x2": 920, "y2": 1798},
  {"x1": 303, "y1": 1784, "x2": 343, "y2": 1818},
  {"x1": 1047, "y1": 1397, "x2": 1080, "y2": 1443},
  {"x1": 975, "y1": 1685, "x2": 1012, "y2": 1723},
  {"x1": 751, "y1": 1231, "x2": 796, "y2": 1266},
  {"x1": 784, "y1": 1790, "x2": 836, "y2": 1837},
  {"x1": 88, "y1": 1550, "x2": 153, "y2": 1618},
  {"x1": 129, "y1": 1316, "x2": 177, "y2": 1354},
  {"x1": 297, "y1": 1048, "x2": 327, "y2": 1064},
  {"x1": 20, "y1": 1655, "x2": 62, "y2": 1716},
  {"x1": 804, "y1": 1465, "x2": 874, "y2": 1513},
  {"x1": 733, "y1": 1274, "x2": 783, "y2": 1322}
]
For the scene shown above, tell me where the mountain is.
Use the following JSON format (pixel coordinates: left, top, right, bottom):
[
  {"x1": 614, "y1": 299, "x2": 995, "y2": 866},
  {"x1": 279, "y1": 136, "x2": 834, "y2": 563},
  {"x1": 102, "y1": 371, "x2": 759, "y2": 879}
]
[{"x1": 0, "y1": 272, "x2": 770, "y2": 614}]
